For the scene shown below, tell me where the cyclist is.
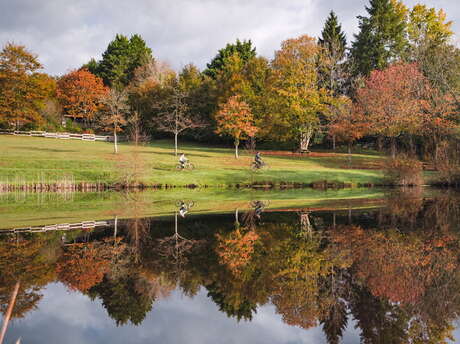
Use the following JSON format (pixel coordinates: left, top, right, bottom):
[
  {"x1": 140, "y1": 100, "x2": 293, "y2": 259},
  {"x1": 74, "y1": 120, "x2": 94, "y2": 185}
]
[
  {"x1": 254, "y1": 152, "x2": 264, "y2": 169},
  {"x1": 179, "y1": 153, "x2": 188, "y2": 169}
]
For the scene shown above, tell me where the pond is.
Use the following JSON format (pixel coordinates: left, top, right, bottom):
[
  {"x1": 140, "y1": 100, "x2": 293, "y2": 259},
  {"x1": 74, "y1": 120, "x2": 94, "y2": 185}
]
[{"x1": 0, "y1": 188, "x2": 460, "y2": 343}]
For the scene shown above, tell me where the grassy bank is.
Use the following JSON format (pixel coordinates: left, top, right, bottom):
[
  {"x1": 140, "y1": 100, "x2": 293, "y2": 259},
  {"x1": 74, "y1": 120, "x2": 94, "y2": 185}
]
[
  {"x1": 0, "y1": 188, "x2": 387, "y2": 229},
  {"x1": 0, "y1": 136, "x2": 388, "y2": 187}
]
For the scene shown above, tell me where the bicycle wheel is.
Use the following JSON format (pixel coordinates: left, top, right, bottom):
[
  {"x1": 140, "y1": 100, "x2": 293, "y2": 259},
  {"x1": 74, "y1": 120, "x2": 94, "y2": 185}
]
[
  {"x1": 176, "y1": 164, "x2": 183, "y2": 170},
  {"x1": 188, "y1": 163, "x2": 194, "y2": 170},
  {"x1": 188, "y1": 201, "x2": 195, "y2": 208},
  {"x1": 175, "y1": 200, "x2": 183, "y2": 207}
]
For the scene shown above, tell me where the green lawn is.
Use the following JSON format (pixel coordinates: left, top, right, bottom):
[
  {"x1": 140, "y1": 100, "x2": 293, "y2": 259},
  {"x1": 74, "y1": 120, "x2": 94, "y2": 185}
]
[{"x1": 0, "y1": 135, "x2": 386, "y2": 187}]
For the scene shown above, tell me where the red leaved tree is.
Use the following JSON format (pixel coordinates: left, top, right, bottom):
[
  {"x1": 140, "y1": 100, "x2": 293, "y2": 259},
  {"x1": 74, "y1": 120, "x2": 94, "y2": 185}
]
[
  {"x1": 215, "y1": 95, "x2": 258, "y2": 158},
  {"x1": 57, "y1": 68, "x2": 108, "y2": 127},
  {"x1": 328, "y1": 96, "x2": 370, "y2": 165},
  {"x1": 356, "y1": 63, "x2": 426, "y2": 158}
]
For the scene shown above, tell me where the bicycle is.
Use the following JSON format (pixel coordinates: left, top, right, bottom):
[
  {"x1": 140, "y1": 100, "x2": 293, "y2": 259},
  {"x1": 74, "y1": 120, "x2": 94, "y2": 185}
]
[
  {"x1": 176, "y1": 200, "x2": 195, "y2": 208},
  {"x1": 250, "y1": 161, "x2": 268, "y2": 171},
  {"x1": 176, "y1": 161, "x2": 194, "y2": 170}
]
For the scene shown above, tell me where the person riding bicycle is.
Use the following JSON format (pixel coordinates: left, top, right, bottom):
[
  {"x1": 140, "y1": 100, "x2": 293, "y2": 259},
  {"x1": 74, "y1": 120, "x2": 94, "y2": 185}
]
[
  {"x1": 179, "y1": 153, "x2": 188, "y2": 169},
  {"x1": 254, "y1": 152, "x2": 264, "y2": 169}
]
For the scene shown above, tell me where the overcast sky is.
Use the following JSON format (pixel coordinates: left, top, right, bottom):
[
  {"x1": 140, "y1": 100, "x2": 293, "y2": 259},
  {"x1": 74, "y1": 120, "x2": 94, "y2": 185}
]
[{"x1": 0, "y1": 0, "x2": 458, "y2": 76}]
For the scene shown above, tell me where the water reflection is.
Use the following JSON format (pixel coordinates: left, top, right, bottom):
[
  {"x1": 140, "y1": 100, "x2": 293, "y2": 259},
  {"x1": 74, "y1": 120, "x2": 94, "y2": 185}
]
[{"x1": 1, "y1": 190, "x2": 460, "y2": 343}]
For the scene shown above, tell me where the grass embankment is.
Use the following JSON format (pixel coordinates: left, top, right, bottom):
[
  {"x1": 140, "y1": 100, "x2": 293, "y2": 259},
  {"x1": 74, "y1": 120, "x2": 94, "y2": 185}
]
[
  {"x1": 0, "y1": 136, "x2": 386, "y2": 187},
  {"x1": 0, "y1": 188, "x2": 387, "y2": 229}
]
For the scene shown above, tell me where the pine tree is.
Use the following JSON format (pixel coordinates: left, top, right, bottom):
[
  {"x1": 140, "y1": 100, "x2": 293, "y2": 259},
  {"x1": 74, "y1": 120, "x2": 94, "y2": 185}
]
[
  {"x1": 319, "y1": 11, "x2": 347, "y2": 61},
  {"x1": 204, "y1": 39, "x2": 256, "y2": 79},
  {"x1": 92, "y1": 34, "x2": 153, "y2": 89},
  {"x1": 318, "y1": 11, "x2": 347, "y2": 94},
  {"x1": 350, "y1": 0, "x2": 407, "y2": 76}
]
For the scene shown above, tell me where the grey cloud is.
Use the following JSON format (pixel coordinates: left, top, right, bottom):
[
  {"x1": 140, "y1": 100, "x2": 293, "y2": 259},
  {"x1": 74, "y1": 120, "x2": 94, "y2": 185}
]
[{"x1": 0, "y1": 0, "x2": 458, "y2": 76}]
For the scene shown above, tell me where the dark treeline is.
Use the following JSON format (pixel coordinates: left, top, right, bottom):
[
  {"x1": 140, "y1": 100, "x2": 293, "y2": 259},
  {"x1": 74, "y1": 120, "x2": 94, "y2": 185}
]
[
  {"x1": 0, "y1": 0, "x2": 459, "y2": 178},
  {"x1": 1, "y1": 190, "x2": 460, "y2": 342}
]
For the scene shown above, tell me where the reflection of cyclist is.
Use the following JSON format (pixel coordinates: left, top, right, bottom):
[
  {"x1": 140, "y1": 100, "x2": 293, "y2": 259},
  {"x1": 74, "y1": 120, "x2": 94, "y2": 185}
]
[
  {"x1": 179, "y1": 153, "x2": 188, "y2": 169},
  {"x1": 253, "y1": 200, "x2": 265, "y2": 219},
  {"x1": 179, "y1": 202, "x2": 188, "y2": 217},
  {"x1": 254, "y1": 152, "x2": 264, "y2": 168}
]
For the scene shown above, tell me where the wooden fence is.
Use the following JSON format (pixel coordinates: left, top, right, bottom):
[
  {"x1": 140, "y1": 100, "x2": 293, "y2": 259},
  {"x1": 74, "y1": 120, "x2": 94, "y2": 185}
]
[
  {"x1": 0, "y1": 130, "x2": 115, "y2": 142},
  {"x1": 0, "y1": 220, "x2": 113, "y2": 235}
]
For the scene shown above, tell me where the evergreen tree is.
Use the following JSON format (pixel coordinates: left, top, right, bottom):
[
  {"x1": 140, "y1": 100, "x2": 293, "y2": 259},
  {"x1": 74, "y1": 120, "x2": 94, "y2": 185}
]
[
  {"x1": 350, "y1": 0, "x2": 407, "y2": 76},
  {"x1": 91, "y1": 34, "x2": 153, "y2": 89},
  {"x1": 319, "y1": 11, "x2": 347, "y2": 61},
  {"x1": 318, "y1": 11, "x2": 347, "y2": 94},
  {"x1": 204, "y1": 39, "x2": 256, "y2": 79}
]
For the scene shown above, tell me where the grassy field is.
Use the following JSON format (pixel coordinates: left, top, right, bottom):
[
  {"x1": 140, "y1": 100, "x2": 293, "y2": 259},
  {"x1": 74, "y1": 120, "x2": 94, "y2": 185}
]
[{"x1": 0, "y1": 135, "x2": 387, "y2": 187}]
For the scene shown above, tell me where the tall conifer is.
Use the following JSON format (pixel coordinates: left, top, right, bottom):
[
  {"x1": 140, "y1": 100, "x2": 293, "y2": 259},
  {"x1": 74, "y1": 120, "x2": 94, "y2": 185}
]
[
  {"x1": 350, "y1": 0, "x2": 407, "y2": 76},
  {"x1": 318, "y1": 11, "x2": 347, "y2": 94}
]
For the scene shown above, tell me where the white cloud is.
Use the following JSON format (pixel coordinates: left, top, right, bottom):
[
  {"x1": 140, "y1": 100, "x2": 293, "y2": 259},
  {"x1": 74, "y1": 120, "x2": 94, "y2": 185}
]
[{"x1": 0, "y1": 0, "x2": 458, "y2": 75}]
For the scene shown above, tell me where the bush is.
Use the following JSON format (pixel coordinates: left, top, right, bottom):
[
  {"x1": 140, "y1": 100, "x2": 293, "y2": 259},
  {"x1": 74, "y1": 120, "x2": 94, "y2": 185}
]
[
  {"x1": 435, "y1": 141, "x2": 460, "y2": 186},
  {"x1": 64, "y1": 120, "x2": 83, "y2": 133},
  {"x1": 383, "y1": 155, "x2": 424, "y2": 186}
]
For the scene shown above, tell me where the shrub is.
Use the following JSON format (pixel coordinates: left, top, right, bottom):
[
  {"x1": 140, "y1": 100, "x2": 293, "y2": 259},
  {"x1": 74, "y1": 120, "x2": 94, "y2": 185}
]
[
  {"x1": 383, "y1": 155, "x2": 424, "y2": 186},
  {"x1": 435, "y1": 141, "x2": 460, "y2": 186}
]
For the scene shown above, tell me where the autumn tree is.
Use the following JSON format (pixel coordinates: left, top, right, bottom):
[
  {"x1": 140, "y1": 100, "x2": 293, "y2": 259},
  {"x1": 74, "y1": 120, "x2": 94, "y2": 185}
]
[
  {"x1": 57, "y1": 68, "x2": 108, "y2": 126},
  {"x1": 328, "y1": 96, "x2": 370, "y2": 164},
  {"x1": 356, "y1": 62, "x2": 426, "y2": 157},
  {"x1": 128, "y1": 58, "x2": 176, "y2": 136},
  {"x1": 407, "y1": 4, "x2": 453, "y2": 62},
  {"x1": 152, "y1": 85, "x2": 207, "y2": 156},
  {"x1": 57, "y1": 238, "x2": 123, "y2": 293},
  {"x1": 178, "y1": 63, "x2": 217, "y2": 140},
  {"x1": 0, "y1": 236, "x2": 56, "y2": 319},
  {"x1": 215, "y1": 95, "x2": 257, "y2": 158},
  {"x1": 100, "y1": 88, "x2": 129, "y2": 153},
  {"x1": 270, "y1": 35, "x2": 328, "y2": 152},
  {"x1": 216, "y1": 228, "x2": 259, "y2": 276},
  {"x1": 0, "y1": 43, "x2": 52, "y2": 129}
]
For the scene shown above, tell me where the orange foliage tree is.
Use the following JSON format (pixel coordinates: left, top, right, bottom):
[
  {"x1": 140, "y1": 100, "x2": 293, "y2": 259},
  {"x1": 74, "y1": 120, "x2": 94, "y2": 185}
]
[
  {"x1": 0, "y1": 43, "x2": 53, "y2": 129},
  {"x1": 215, "y1": 95, "x2": 258, "y2": 158},
  {"x1": 56, "y1": 239, "x2": 123, "y2": 292},
  {"x1": 57, "y1": 68, "x2": 108, "y2": 126},
  {"x1": 328, "y1": 96, "x2": 370, "y2": 164},
  {"x1": 356, "y1": 63, "x2": 426, "y2": 157},
  {"x1": 216, "y1": 228, "x2": 259, "y2": 276},
  {"x1": 331, "y1": 226, "x2": 458, "y2": 305}
]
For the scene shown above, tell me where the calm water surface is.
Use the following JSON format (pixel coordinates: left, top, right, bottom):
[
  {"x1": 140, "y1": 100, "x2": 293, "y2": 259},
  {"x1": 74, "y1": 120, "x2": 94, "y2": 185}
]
[{"x1": 1, "y1": 189, "x2": 460, "y2": 343}]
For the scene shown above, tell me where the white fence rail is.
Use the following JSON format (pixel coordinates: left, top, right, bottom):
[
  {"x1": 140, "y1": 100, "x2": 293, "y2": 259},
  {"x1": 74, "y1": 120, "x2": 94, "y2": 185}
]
[
  {"x1": 0, "y1": 130, "x2": 115, "y2": 142},
  {"x1": 0, "y1": 220, "x2": 113, "y2": 235}
]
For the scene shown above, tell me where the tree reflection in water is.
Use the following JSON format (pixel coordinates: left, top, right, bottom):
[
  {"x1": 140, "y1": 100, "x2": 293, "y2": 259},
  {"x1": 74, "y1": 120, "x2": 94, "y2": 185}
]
[{"x1": 1, "y1": 191, "x2": 460, "y2": 343}]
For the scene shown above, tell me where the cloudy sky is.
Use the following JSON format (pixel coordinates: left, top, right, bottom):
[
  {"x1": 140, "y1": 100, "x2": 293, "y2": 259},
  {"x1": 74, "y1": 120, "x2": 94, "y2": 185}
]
[{"x1": 0, "y1": 0, "x2": 459, "y2": 76}]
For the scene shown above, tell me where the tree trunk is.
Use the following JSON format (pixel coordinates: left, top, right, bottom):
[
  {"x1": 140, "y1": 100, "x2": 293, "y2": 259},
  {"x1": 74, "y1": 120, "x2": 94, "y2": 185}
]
[
  {"x1": 332, "y1": 135, "x2": 336, "y2": 151},
  {"x1": 377, "y1": 136, "x2": 383, "y2": 151},
  {"x1": 235, "y1": 138, "x2": 239, "y2": 159},
  {"x1": 0, "y1": 281, "x2": 20, "y2": 344},
  {"x1": 113, "y1": 127, "x2": 118, "y2": 154},
  {"x1": 113, "y1": 216, "x2": 118, "y2": 244},
  {"x1": 300, "y1": 127, "x2": 313, "y2": 152},
  {"x1": 409, "y1": 135, "x2": 416, "y2": 157},
  {"x1": 347, "y1": 142, "x2": 352, "y2": 168},
  {"x1": 390, "y1": 137, "x2": 397, "y2": 159},
  {"x1": 174, "y1": 132, "x2": 178, "y2": 156}
]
